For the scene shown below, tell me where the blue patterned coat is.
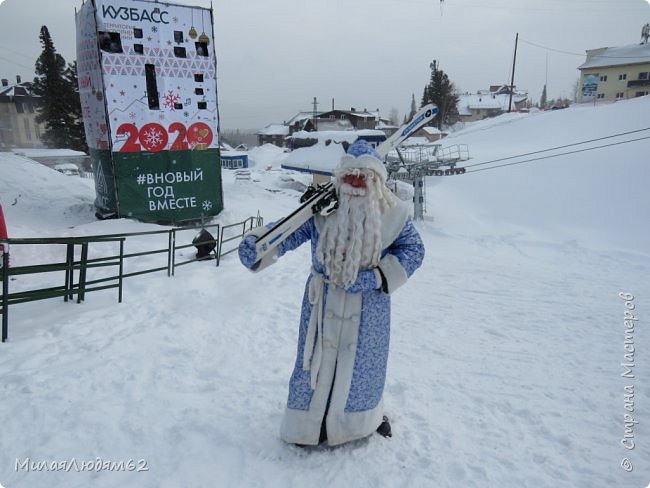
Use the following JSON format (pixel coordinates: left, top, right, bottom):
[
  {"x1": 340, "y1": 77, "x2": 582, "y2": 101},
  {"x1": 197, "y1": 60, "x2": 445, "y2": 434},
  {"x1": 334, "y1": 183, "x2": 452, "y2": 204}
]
[{"x1": 244, "y1": 200, "x2": 424, "y2": 445}]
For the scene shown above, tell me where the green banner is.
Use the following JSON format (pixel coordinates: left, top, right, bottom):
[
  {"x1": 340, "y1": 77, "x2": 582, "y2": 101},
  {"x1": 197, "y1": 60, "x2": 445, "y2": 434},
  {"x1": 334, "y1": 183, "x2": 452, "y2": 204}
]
[
  {"x1": 114, "y1": 148, "x2": 223, "y2": 223},
  {"x1": 89, "y1": 148, "x2": 119, "y2": 218}
]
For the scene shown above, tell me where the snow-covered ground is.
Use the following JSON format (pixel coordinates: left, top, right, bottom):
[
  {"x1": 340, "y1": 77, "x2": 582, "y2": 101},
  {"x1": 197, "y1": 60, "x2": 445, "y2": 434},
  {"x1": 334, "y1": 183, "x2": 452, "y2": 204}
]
[{"x1": 1, "y1": 97, "x2": 649, "y2": 488}]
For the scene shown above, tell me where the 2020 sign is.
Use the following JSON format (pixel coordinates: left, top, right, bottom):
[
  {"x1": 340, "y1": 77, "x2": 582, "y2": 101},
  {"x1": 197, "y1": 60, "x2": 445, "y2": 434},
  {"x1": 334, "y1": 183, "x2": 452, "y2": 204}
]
[{"x1": 116, "y1": 122, "x2": 214, "y2": 152}]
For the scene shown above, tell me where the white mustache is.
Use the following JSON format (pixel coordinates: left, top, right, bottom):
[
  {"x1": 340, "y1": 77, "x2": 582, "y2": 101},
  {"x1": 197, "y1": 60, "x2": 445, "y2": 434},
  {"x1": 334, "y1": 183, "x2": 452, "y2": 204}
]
[{"x1": 339, "y1": 183, "x2": 367, "y2": 196}]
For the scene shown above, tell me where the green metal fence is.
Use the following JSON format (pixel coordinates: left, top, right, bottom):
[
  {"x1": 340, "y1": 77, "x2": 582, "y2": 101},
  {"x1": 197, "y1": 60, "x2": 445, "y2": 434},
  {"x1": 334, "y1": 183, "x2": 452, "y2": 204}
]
[
  {"x1": 217, "y1": 216, "x2": 262, "y2": 266},
  {"x1": 0, "y1": 216, "x2": 262, "y2": 343}
]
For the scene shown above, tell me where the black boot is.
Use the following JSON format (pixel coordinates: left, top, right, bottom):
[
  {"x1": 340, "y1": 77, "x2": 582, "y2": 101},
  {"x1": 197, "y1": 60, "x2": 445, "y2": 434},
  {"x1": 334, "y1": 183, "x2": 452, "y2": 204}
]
[{"x1": 376, "y1": 416, "x2": 392, "y2": 438}]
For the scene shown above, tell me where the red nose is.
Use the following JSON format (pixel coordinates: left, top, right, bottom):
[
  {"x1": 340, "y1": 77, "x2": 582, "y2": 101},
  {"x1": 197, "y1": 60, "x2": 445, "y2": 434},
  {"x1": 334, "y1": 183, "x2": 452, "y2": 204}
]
[{"x1": 343, "y1": 174, "x2": 366, "y2": 188}]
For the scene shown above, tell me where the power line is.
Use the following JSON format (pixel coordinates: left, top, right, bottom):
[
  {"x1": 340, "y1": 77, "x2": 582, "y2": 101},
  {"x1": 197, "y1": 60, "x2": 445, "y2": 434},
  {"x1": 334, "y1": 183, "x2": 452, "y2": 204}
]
[
  {"x1": 0, "y1": 55, "x2": 33, "y2": 72},
  {"x1": 519, "y1": 39, "x2": 586, "y2": 57},
  {"x1": 464, "y1": 135, "x2": 650, "y2": 174},
  {"x1": 520, "y1": 38, "x2": 650, "y2": 58},
  {"x1": 0, "y1": 45, "x2": 37, "y2": 62},
  {"x1": 464, "y1": 127, "x2": 650, "y2": 170}
]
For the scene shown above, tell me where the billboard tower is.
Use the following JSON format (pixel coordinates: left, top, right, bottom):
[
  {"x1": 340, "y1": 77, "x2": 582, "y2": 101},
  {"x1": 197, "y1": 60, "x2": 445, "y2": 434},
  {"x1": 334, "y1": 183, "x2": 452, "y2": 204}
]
[{"x1": 76, "y1": 0, "x2": 223, "y2": 223}]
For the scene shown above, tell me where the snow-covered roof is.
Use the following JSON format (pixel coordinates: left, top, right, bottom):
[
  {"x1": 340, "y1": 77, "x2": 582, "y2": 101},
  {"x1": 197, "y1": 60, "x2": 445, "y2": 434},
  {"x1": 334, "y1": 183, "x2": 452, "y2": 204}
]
[
  {"x1": 281, "y1": 140, "x2": 348, "y2": 176},
  {"x1": 457, "y1": 92, "x2": 528, "y2": 115},
  {"x1": 220, "y1": 142, "x2": 248, "y2": 157},
  {"x1": 220, "y1": 141, "x2": 247, "y2": 157},
  {"x1": 467, "y1": 98, "x2": 502, "y2": 110},
  {"x1": 12, "y1": 148, "x2": 87, "y2": 157},
  {"x1": 0, "y1": 81, "x2": 39, "y2": 98},
  {"x1": 348, "y1": 111, "x2": 377, "y2": 119},
  {"x1": 290, "y1": 129, "x2": 386, "y2": 143},
  {"x1": 319, "y1": 109, "x2": 378, "y2": 119},
  {"x1": 422, "y1": 126, "x2": 442, "y2": 135},
  {"x1": 285, "y1": 111, "x2": 320, "y2": 126},
  {"x1": 377, "y1": 120, "x2": 398, "y2": 130},
  {"x1": 257, "y1": 124, "x2": 290, "y2": 136},
  {"x1": 578, "y1": 43, "x2": 650, "y2": 69},
  {"x1": 290, "y1": 130, "x2": 360, "y2": 142}
]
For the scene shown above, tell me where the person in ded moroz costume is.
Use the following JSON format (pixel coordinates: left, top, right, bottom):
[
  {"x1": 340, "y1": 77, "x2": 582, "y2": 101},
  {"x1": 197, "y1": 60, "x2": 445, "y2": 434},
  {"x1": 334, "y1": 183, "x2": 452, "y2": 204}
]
[{"x1": 239, "y1": 139, "x2": 425, "y2": 446}]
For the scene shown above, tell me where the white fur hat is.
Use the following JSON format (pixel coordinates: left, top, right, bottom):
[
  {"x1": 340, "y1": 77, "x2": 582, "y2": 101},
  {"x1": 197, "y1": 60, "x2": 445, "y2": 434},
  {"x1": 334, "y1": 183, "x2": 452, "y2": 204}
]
[{"x1": 336, "y1": 139, "x2": 387, "y2": 183}]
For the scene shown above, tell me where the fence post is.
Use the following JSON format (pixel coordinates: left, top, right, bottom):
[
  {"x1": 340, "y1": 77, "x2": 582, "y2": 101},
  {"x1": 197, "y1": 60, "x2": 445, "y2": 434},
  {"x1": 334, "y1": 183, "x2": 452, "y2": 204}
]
[
  {"x1": 118, "y1": 239, "x2": 124, "y2": 303},
  {"x1": 167, "y1": 229, "x2": 173, "y2": 277},
  {"x1": 217, "y1": 226, "x2": 225, "y2": 267},
  {"x1": 65, "y1": 243, "x2": 74, "y2": 302},
  {"x1": 170, "y1": 229, "x2": 177, "y2": 276},
  {"x1": 214, "y1": 224, "x2": 220, "y2": 268},
  {"x1": 2, "y1": 248, "x2": 8, "y2": 342},
  {"x1": 77, "y1": 242, "x2": 89, "y2": 303}
]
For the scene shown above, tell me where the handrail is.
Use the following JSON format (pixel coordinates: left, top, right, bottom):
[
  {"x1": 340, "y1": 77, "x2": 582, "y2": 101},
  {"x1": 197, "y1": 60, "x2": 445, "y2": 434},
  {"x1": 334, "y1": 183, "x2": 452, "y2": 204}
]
[
  {"x1": 0, "y1": 216, "x2": 262, "y2": 343},
  {"x1": 438, "y1": 144, "x2": 470, "y2": 163},
  {"x1": 217, "y1": 216, "x2": 261, "y2": 266}
]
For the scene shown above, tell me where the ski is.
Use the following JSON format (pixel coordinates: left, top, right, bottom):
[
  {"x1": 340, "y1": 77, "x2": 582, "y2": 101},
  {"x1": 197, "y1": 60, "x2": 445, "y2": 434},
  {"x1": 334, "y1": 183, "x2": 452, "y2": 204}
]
[
  {"x1": 252, "y1": 103, "x2": 438, "y2": 263},
  {"x1": 254, "y1": 182, "x2": 337, "y2": 260},
  {"x1": 376, "y1": 103, "x2": 438, "y2": 157}
]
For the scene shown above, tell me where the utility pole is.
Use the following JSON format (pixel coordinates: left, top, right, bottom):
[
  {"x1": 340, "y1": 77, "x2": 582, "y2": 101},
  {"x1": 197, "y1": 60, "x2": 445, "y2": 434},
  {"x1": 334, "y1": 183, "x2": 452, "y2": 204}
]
[
  {"x1": 508, "y1": 32, "x2": 518, "y2": 113},
  {"x1": 312, "y1": 96, "x2": 318, "y2": 131}
]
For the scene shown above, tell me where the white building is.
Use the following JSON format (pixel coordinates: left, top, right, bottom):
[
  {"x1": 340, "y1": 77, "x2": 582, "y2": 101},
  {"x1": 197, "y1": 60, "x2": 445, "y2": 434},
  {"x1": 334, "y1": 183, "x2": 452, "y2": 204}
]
[
  {"x1": 0, "y1": 77, "x2": 45, "y2": 149},
  {"x1": 457, "y1": 86, "x2": 528, "y2": 122},
  {"x1": 577, "y1": 40, "x2": 650, "y2": 103}
]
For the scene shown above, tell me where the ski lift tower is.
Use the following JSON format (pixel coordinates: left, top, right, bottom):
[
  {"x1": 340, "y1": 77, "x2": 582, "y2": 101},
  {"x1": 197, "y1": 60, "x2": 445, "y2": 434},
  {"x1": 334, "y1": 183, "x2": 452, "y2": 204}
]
[{"x1": 386, "y1": 144, "x2": 467, "y2": 220}]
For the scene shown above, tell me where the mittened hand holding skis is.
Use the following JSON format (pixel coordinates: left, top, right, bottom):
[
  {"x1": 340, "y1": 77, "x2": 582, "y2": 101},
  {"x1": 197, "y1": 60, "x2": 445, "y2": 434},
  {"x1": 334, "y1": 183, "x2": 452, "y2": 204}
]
[
  {"x1": 344, "y1": 268, "x2": 382, "y2": 293},
  {"x1": 238, "y1": 235, "x2": 258, "y2": 269}
]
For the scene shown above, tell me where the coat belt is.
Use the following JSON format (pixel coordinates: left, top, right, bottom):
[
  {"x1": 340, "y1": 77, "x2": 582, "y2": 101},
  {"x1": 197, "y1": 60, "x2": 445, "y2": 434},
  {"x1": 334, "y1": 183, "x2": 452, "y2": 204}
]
[{"x1": 303, "y1": 268, "x2": 327, "y2": 389}]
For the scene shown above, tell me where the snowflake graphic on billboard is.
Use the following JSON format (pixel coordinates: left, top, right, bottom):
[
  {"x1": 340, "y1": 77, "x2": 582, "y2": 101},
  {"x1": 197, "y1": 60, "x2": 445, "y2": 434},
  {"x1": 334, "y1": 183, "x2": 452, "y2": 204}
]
[
  {"x1": 163, "y1": 90, "x2": 181, "y2": 111},
  {"x1": 202, "y1": 200, "x2": 213, "y2": 212},
  {"x1": 139, "y1": 123, "x2": 168, "y2": 152}
]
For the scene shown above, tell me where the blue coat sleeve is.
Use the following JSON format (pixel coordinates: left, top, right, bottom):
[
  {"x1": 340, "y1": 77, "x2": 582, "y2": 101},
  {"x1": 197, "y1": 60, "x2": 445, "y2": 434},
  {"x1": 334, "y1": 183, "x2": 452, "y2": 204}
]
[
  {"x1": 239, "y1": 218, "x2": 315, "y2": 272},
  {"x1": 378, "y1": 219, "x2": 425, "y2": 293},
  {"x1": 277, "y1": 218, "x2": 314, "y2": 256}
]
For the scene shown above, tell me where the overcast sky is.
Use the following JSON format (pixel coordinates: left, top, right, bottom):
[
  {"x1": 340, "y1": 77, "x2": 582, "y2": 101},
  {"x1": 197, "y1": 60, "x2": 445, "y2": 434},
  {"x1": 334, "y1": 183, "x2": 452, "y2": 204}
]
[{"x1": 1, "y1": 0, "x2": 649, "y2": 130}]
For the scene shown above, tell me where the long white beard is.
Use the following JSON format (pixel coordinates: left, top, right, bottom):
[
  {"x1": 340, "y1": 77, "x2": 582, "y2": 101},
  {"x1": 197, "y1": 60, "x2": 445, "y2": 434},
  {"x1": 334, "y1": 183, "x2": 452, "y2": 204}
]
[{"x1": 316, "y1": 179, "x2": 386, "y2": 288}]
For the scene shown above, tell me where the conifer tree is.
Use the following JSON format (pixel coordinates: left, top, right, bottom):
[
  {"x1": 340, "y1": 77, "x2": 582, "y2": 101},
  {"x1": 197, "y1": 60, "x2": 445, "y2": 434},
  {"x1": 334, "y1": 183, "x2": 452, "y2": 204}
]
[
  {"x1": 32, "y1": 26, "x2": 71, "y2": 148},
  {"x1": 421, "y1": 59, "x2": 459, "y2": 129},
  {"x1": 63, "y1": 61, "x2": 88, "y2": 152},
  {"x1": 540, "y1": 84, "x2": 548, "y2": 109},
  {"x1": 409, "y1": 94, "x2": 417, "y2": 119}
]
